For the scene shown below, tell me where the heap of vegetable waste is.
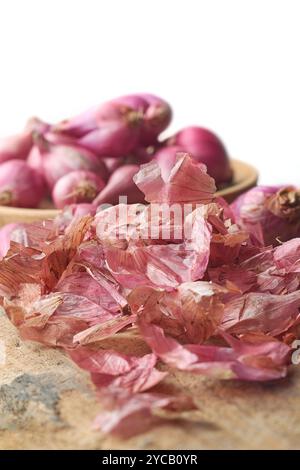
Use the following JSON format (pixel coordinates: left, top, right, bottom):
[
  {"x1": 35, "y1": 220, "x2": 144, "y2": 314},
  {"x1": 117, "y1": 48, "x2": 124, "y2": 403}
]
[{"x1": 1, "y1": 154, "x2": 300, "y2": 436}]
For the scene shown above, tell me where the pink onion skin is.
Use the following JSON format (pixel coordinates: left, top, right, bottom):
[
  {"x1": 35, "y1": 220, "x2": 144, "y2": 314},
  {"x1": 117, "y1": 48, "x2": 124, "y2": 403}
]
[
  {"x1": 52, "y1": 170, "x2": 106, "y2": 209},
  {"x1": 166, "y1": 126, "x2": 232, "y2": 185},
  {"x1": 231, "y1": 185, "x2": 300, "y2": 246},
  {"x1": 0, "y1": 160, "x2": 45, "y2": 208},
  {"x1": 154, "y1": 145, "x2": 184, "y2": 181},
  {"x1": 0, "y1": 131, "x2": 32, "y2": 163},
  {"x1": 0, "y1": 223, "x2": 24, "y2": 260},
  {"x1": 40, "y1": 143, "x2": 108, "y2": 190},
  {"x1": 93, "y1": 164, "x2": 145, "y2": 206}
]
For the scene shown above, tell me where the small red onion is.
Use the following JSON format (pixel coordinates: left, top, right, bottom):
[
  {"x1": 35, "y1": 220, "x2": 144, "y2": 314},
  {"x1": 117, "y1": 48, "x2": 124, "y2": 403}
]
[
  {"x1": 103, "y1": 157, "x2": 124, "y2": 175},
  {"x1": 166, "y1": 126, "x2": 232, "y2": 185},
  {"x1": 231, "y1": 185, "x2": 300, "y2": 246},
  {"x1": 94, "y1": 164, "x2": 144, "y2": 206},
  {"x1": 0, "y1": 160, "x2": 45, "y2": 208},
  {"x1": 154, "y1": 145, "x2": 184, "y2": 181},
  {"x1": 0, "y1": 130, "x2": 32, "y2": 163},
  {"x1": 52, "y1": 170, "x2": 106, "y2": 209},
  {"x1": 138, "y1": 93, "x2": 172, "y2": 145},
  {"x1": 51, "y1": 101, "x2": 143, "y2": 158},
  {"x1": 42, "y1": 141, "x2": 108, "y2": 189}
]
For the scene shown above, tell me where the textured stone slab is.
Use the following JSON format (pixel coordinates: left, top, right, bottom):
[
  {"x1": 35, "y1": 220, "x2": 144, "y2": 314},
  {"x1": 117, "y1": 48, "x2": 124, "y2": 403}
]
[{"x1": 1, "y1": 309, "x2": 300, "y2": 450}]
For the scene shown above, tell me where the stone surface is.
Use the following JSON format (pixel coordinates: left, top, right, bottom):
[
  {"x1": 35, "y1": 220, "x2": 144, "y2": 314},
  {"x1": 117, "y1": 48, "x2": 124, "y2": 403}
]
[{"x1": 0, "y1": 309, "x2": 300, "y2": 450}]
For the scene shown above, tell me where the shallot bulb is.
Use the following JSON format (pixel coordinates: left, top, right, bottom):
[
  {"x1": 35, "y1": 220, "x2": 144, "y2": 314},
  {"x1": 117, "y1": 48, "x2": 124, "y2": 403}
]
[
  {"x1": 165, "y1": 126, "x2": 232, "y2": 185},
  {"x1": 29, "y1": 138, "x2": 108, "y2": 190},
  {"x1": 138, "y1": 93, "x2": 172, "y2": 145},
  {"x1": 50, "y1": 100, "x2": 143, "y2": 158},
  {"x1": 231, "y1": 185, "x2": 300, "y2": 246},
  {"x1": 111, "y1": 93, "x2": 172, "y2": 145},
  {"x1": 93, "y1": 164, "x2": 145, "y2": 206},
  {"x1": 0, "y1": 160, "x2": 45, "y2": 208},
  {"x1": 0, "y1": 130, "x2": 32, "y2": 163},
  {"x1": 154, "y1": 145, "x2": 184, "y2": 181},
  {"x1": 52, "y1": 170, "x2": 106, "y2": 209}
]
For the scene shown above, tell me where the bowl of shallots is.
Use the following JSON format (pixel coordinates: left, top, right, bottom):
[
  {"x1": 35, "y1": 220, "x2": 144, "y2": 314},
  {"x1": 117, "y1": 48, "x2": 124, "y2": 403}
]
[{"x1": 0, "y1": 93, "x2": 258, "y2": 226}]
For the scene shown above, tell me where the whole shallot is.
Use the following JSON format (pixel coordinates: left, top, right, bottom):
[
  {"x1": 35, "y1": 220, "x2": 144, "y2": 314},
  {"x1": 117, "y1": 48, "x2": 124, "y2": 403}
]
[
  {"x1": 0, "y1": 130, "x2": 32, "y2": 163},
  {"x1": 165, "y1": 126, "x2": 232, "y2": 185},
  {"x1": 0, "y1": 160, "x2": 45, "y2": 208},
  {"x1": 52, "y1": 170, "x2": 106, "y2": 209},
  {"x1": 231, "y1": 185, "x2": 300, "y2": 246},
  {"x1": 94, "y1": 164, "x2": 145, "y2": 206}
]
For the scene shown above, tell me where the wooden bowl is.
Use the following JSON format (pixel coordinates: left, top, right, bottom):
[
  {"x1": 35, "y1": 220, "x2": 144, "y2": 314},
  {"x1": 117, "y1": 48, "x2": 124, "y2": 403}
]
[{"x1": 0, "y1": 159, "x2": 258, "y2": 227}]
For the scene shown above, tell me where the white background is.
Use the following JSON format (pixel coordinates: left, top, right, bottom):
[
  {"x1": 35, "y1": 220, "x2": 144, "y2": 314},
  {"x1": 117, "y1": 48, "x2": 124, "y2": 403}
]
[{"x1": 0, "y1": 0, "x2": 299, "y2": 185}]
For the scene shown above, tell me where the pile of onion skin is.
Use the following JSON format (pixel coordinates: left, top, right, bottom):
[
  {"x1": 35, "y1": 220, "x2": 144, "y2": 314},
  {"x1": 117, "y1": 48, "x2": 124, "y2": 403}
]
[
  {"x1": 1, "y1": 154, "x2": 300, "y2": 437},
  {"x1": 0, "y1": 93, "x2": 232, "y2": 210}
]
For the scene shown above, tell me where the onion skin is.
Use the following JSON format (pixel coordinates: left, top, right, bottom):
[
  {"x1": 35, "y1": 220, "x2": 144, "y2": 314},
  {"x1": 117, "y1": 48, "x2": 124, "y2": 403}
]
[
  {"x1": 93, "y1": 164, "x2": 145, "y2": 206},
  {"x1": 52, "y1": 170, "x2": 106, "y2": 209},
  {"x1": 0, "y1": 131, "x2": 32, "y2": 163},
  {"x1": 231, "y1": 185, "x2": 300, "y2": 246},
  {"x1": 0, "y1": 160, "x2": 45, "y2": 208},
  {"x1": 165, "y1": 126, "x2": 232, "y2": 185},
  {"x1": 0, "y1": 223, "x2": 23, "y2": 259}
]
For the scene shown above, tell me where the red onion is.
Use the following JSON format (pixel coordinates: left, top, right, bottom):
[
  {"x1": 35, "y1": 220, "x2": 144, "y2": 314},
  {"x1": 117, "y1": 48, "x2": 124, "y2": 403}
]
[
  {"x1": 93, "y1": 164, "x2": 144, "y2": 206},
  {"x1": 112, "y1": 93, "x2": 172, "y2": 145},
  {"x1": 52, "y1": 170, "x2": 106, "y2": 209},
  {"x1": 138, "y1": 93, "x2": 172, "y2": 145},
  {"x1": 165, "y1": 126, "x2": 232, "y2": 185},
  {"x1": 0, "y1": 160, "x2": 45, "y2": 208},
  {"x1": 231, "y1": 185, "x2": 300, "y2": 246},
  {"x1": 29, "y1": 138, "x2": 108, "y2": 190},
  {"x1": 103, "y1": 157, "x2": 124, "y2": 175},
  {"x1": 0, "y1": 130, "x2": 32, "y2": 163},
  {"x1": 51, "y1": 101, "x2": 143, "y2": 158},
  {"x1": 154, "y1": 145, "x2": 184, "y2": 181},
  {"x1": 26, "y1": 116, "x2": 51, "y2": 135},
  {"x1": 27, "y1": 145, "x2": 44, "y2": 176}
]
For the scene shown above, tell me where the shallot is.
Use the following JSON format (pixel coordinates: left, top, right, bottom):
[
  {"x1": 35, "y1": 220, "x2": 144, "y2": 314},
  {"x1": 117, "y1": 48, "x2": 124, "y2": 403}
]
[
  {"x1": 231, "y1": 185, "x2": 300, "y2": 246},
  {"x1": 0, "y1": 130, "x2": 32, "y2": 163},
  {"x1": 51, "y1": 100, "x2": 143, "y2": 158},
  {"x1": 166, "y1": 126, "x2": 232, "y2": 185},
  {"x1": 94, "y1": 164, "x2": 145, "y2": 205},
  {"x1": 0, "y1": 160, "x2": 45, "y2": 208},
  {"x1": 52, "y1": 170, "x2": 106, "y2": 209},
  {"x1": 29, "y1": 137, "x2": 108, "y2": 189}
]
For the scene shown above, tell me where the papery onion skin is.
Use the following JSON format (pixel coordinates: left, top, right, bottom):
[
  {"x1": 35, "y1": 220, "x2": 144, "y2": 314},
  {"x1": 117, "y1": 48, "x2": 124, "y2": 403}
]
[
  {"x1": 0, "y1": 160, "x2": 45, "y2": 208},
  {"x1": 231, "y1": 185, "x2": 300, "y2": 246},
  {"x1": 165, "y1": 126, "x2": 232, "y2": 185},
  {"x1": 93, "y1": 164, "x2": 145, "y2": 206},
  {"x1": 0, "y1": 131, "x2": 33, "y2": 163},
  {"x1": 52, "y1": 170, "x2": 106, "y2": 209},
  {"x1": 0, "y1": 223, "x2": 24, "y2": 259}
]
